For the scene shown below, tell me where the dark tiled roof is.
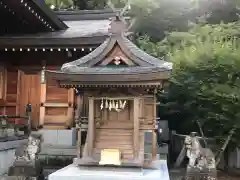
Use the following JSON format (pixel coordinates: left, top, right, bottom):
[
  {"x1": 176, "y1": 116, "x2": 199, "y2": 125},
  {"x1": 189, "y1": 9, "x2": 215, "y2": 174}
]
[
  {"x1": 56, "y1": 9, "x2": 116, "y2": 21},
  {"x1": 0, "y1": 0, "x2": 67, "y2": 35},
  {"x1": 0, "y1": 20, "x2": 110, "y2": 48},
  {"x1": 1, "y1": 20, "x2": 110, "y2": 38}
]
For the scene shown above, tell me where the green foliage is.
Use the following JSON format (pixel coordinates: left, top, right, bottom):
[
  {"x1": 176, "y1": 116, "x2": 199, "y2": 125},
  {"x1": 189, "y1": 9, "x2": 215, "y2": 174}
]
[
  {"x1": 45, "y1": 0, "x2": 74, "y2": 9},
  {"x1": 72, "y1": 0, "x2": 106, "y2": 10},
  {"x1": 136, "y1": 22, "x2": 240, "y2": 58},
  {"x1": 158, "y1": 23, "x2": 240, "y2": 145}
]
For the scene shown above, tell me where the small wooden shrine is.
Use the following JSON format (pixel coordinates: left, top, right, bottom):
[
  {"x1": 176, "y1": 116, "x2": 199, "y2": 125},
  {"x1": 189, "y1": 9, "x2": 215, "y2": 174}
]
[{"x1": 47, "y1": 10, "x2": 172, "y2": 166}]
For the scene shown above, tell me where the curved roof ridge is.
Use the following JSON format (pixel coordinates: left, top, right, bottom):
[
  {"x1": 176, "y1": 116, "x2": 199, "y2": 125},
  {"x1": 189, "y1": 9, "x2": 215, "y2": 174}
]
[
  {"x1": 61, "y1": 37, "x2": 111, "y2": 71},
  {"x1": 120, "y1": 35, "x2": 166, "y2": 66},
  {"x1": 61, "y1": 33, "x2": 172, "y2": 72}
]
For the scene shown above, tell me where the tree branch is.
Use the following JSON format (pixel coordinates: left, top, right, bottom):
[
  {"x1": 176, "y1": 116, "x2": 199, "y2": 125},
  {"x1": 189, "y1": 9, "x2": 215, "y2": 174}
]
[
  {"x1": 215, "y1": 127, "x2": 236, "y2": 167},
  {"x1": 196, "y1": 119, "x2": 208, "y2": 148}
]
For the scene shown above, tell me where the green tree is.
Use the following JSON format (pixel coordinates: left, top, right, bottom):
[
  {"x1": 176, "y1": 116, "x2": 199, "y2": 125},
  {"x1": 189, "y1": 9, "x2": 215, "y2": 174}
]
[
  {"x1": 158, "y1": 23, "x2": 240, "y2": 148},
  {"x1": 45, "y1": 0, "x2": 74, "y2": 9}
]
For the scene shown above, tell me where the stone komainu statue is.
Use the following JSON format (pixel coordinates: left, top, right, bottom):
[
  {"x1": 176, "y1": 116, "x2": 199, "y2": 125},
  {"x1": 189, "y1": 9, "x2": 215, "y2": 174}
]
[
  {"x1": 14, "y1": 134, "x2": 42, "y2": 163},
  {"x1": 7, "y1": 133, "x2": 43, "y2": 180},
  {"x1": 184, "y1": 132, "x2": 217, "y2": 180}
]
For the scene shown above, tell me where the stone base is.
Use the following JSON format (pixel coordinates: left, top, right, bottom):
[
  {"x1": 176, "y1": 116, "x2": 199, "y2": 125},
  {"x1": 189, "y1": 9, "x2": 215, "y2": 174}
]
[
  {"x1": 7, "y1": 161, "x2": 43, "y2": 180},
  {"x1": 0, "y1": 139, "x2": 28, "y2": 176},
  {"x1": 49, "y1": 160, "x2": 170, "y2": 180},
  {"x1": 73, "y1": 157, "x2": 157, "y2": 168},
  {"x1": 1, "y1": 176, "x2": 38, "y2": 180},
  {"x1": 186, "y1": 166, "x2": 217, "y2": 180}
]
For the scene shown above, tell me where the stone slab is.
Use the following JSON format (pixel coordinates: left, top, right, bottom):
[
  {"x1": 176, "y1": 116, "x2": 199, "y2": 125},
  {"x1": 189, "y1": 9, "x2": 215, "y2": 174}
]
[
  {"x1": 39, "y1": 129, "x2": 76, "y2": 146},
  {"x1": 40, "y1": 145, "x2": 76, "y2": 156},
  {"x1": 0, "y1": 139, "x2": 27, "y2": 151},
  {"x1": 48, "y1": 160, "x2": 170, "y2": 180},
  {"x1": 0, "y1": 149, "x2": 15, "y2": 175},
  {"x1": 0, "y1": 139, "x2": 28, "y2": 175}
]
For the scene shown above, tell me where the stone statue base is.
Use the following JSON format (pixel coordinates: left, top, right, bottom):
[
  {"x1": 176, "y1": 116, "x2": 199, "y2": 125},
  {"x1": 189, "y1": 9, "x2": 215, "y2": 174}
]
[
  {"x1": 7, "y1": 160, "x2": 43, "y2": 180},
  {"x1": 3, "y1": 133, "x2": 44, "y2": 180},
  {"x1": 185, "y1": 166, "x2": 217, "y2": 180}
]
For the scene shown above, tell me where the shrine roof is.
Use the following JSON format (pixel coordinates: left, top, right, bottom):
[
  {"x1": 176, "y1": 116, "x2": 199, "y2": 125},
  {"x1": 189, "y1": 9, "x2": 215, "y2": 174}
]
[
  {"x1": 0, "y1": 11, "x2": 112, "y2": 48},
  {"x1": 0, "y1": 0, "x2": 67, "y2": 35},
  {"x1": 46, "y1": 14, "x2": 172, "y2": 87},
  {"x1": 60, "y1": 34, "x2": 172, "y2": 70}
]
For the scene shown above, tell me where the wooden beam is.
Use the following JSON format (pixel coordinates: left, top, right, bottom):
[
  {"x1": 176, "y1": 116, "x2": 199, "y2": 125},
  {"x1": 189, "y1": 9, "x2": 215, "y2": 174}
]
[
  {"x1": 133, "y1": 97, "x2": 140, "y2": 160},
  {"x1": 39, "y1": 83, "x2": 46, "y2": 126},
  {"x1": 43, "y1": 102, "x2": 69, "y2": 107},
  {"x1": 87, "y1": 97, "x2": 94, "y2": 156},
  {"x1": 44, "y1": 115, "x2": 69, "y2": 123}
]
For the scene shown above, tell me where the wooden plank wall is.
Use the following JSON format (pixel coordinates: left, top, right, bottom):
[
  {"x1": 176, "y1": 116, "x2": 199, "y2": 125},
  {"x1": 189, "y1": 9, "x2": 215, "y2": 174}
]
[
  {"x1": 18, "y1": 71, "x2": 41, "y2": 128},
  {"x1": 0, "y1": 51, "x2": 82, "y2": 129},
  {"x1": 0, "y1": 69, "x2": 22, "y2": 124},
  {"x1": 0, "y1": 67, "x2": 74, "y2": 129},
  {"x1": 41, "y1": 79, "x2": 75, "y2": 129},
  {"x1": 4, "y1": 70, "x2": 18, "y2": 122},
  {"x1": 92, "y1": 96, "x2": 156, "y2": 163}
]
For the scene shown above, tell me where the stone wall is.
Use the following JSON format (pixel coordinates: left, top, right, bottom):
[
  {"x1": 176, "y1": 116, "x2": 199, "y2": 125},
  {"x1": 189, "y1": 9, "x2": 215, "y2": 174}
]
[{"x1": 39, "y1": 129, "x2": 76, "y2": 146}]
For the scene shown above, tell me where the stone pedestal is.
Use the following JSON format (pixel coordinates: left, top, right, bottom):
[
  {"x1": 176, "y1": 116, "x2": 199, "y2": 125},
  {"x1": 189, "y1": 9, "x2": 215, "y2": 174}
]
[
  {"x1": 6, "y1": 160, "x2": 43, "y2": 180},
  {"x1": 48, "y1": 160, "x2": 170, "y2": 180},
  {"x1": 0, "y1": 138, "x2": 28, "y2": 176},
  {"x1": 1, "y1": 133, "x2": 43, "y2": 180},
  {"x1": 185, "y1": 166, "x2": 217, "y2": 180}
]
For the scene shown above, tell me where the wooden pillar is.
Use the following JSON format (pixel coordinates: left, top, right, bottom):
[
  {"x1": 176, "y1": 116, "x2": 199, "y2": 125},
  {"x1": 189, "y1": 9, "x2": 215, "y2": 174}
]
[
  {"x1": 133, "y1": 97, "x2": 140, "y2": 160},
  {"x1": 39, "y1": 67, "x2": 46, "y2": 126},
  {"x1": 152, "y1": 96, "x2": 157, "y2": 160},
  {"x1": 75, "y1": 95, "x2": 82, "y2": 158},
  {"x1": 67, "y1": 88, "x2": 74, "y2": 126},
  {"x1": 2, "y1": 68, "x2": 7, "y2": 115},
  {"x1": 87, "y1": 97, "x2": 94, "y2": 156},
  {"x1": 16, "y1": 70, "x2": 21, "y2": 116}
]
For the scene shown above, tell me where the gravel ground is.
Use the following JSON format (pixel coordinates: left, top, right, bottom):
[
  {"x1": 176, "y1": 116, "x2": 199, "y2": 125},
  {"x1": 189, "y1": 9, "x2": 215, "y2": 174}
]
[
  {"x1": 217, "y1": 172, "x2": 239, "y2": 180},
  {"x1": 169, "y1": 169, "x2": 240, "y2": 180}
]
